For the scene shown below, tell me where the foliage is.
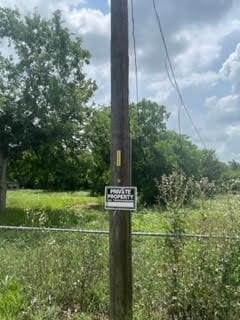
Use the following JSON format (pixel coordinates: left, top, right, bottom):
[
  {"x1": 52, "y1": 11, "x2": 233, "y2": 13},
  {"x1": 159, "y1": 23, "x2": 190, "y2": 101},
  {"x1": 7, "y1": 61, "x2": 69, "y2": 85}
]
[
  {"x1": 1, "y1": 190, "x2": 240, "y2": 318},
  {"x1": 0, "y1": 276, "x2": 24, "y2": 319},
  {"x1": 156, "y1": 171, "x2": 218, "y2": 209},
  {"x1": 131, "y1": 100, "x2": 226, "y2": 204},
  {"x1": 0, "y1": 7, "x2": 96, "y2": 209},
  {"x1": 83, "y1": 106, "x2": 110, "y2": 194},
  {"x1": 6, "y1": 189, "x2": 102, "y2": 209},
  {"x1": 134, "y1": 185, "x2": 240, "y2": 320},
  {"x1": 0, "y1": 7, "x2": 96, "y2": 155},
  {"x1": 7, "y1": 105, "x2": 110, "y2": 192},
  {"x1": 5, "y1": 95, "x2": 236, "y2": 203},
  {"x1": 199, "y1": 149, "x2": 226, "y2": 181},
  {"x1": 196, "y1": 176, "x2": 217, "y2": 199},
  {"x1": 8, "y1": 146, "x2": 91, "y2": 190},
  {"x1": 156, "y1": 171, "x2": 196, "y2": 209},
  {"x1": 131, "y1": 99, "x2": 170, "y2": 204}
]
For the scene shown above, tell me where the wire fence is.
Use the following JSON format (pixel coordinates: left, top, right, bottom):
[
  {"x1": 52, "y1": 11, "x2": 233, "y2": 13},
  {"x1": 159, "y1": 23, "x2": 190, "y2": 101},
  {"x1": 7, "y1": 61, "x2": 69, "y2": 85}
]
[
  {"x1": 1, "y1": 223, "x2": 240, "y2": 319},
  {"x1": 1, "y1": 225, "x2": 240, "y2": 240}
]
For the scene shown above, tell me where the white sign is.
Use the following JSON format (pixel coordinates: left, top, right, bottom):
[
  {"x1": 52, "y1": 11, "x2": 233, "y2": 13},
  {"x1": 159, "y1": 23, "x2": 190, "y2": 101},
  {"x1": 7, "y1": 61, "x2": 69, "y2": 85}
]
[{"x1": 105, "y1": 186, "x2": 137, "y2": 211}]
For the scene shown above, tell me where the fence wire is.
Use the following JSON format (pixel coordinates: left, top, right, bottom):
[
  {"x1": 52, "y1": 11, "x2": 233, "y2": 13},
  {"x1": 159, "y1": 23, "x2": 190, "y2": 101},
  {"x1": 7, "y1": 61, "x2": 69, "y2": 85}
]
[{"x1": 0, "y1": 225, "x2": 240, "y2": 240}]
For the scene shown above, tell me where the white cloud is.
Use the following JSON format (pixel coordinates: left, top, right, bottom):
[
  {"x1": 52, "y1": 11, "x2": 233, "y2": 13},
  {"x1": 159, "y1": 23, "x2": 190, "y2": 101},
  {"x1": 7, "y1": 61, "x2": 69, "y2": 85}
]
[
  {"x1": 147, "y1": 77, "x2": 173, "y2": 104},
  {"x1": 220, "y1": 43, "x2": 240, "y2": 92},
  {"x1": 226, "y1": 125, "x2": 240, "y2": 136},
  {"x1": 85, "y1": 62, "x2": 110, "y2": 105},
  {"x1": 61, "y1": 7, "x2": 110, "y2": 65},
  {"x1": 0, "y1": 0, "x2": 86, "y2": 13},
  {"x1": 175, "y1": 19, "x2": 240, "y2": 75},
  {"x1": 179, "y1": 71, "x2": 220, "y2": 88},
  {"x1": 202, "y1": 43, "x2": 240, "y2": 160},
  {"x1": 65, "y1": 8, "x2": 110, "y2": 36},
  {"x1": 1, "y1": 0, "x2": 240, "y2": 160},
  {"x1": 174, "y1": 27, "x2": 221, "y2": 73},
  {"x1": 206, "y1": 94, "x2": 240, "y2": 123}
]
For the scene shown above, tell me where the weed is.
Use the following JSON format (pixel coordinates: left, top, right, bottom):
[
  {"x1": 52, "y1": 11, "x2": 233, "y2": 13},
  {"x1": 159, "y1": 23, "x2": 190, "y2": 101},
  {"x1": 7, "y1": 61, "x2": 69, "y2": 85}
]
[
  {"x1": 1, "y1": 189, "x2": 240, "y2": 319},
  {"x1": 0, "y1": 276, "x2": 24, "y2": 319}
]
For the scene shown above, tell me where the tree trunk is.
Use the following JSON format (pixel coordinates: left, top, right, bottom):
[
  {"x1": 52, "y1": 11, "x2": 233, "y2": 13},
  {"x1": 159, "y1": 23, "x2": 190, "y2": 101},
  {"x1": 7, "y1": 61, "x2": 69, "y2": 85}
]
[{"x1": 0, "y1": 150, "x2": 7, "y2": 212}]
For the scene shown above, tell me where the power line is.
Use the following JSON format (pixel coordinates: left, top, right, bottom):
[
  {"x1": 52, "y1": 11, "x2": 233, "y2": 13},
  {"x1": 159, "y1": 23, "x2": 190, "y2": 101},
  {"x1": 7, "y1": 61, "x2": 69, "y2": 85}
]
[
  {"x1": 165, "y1": 58, "x2": 182, "y2": 136},
  {"x1": 130, "y1": 0, "x2": 139, "y2": 106},
  {"x1": 152, "y1": 0, "x2": 207, "y2": 149}
]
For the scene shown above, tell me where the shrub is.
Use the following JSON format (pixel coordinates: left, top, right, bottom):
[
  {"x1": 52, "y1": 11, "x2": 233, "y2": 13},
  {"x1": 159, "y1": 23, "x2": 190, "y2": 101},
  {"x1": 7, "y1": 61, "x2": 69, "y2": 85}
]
[{"x1": 156, "y1": 171, "x2": 196, "y2": 208}]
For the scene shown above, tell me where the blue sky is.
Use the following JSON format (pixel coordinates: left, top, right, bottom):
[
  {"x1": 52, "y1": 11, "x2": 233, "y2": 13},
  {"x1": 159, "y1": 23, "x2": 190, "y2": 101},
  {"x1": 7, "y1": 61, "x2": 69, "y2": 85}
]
[
  {"x1": 1, "y1": 0, "x2": 240, "y2": 161},
  {"x1": 74, "y1": 0, "x2": 109, "y2": 13}
]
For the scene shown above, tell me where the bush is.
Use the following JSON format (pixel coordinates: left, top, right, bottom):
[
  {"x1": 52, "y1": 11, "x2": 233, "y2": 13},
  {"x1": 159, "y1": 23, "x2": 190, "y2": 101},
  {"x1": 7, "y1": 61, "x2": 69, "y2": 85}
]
[
  {"x1": 156, "y1": 171, "x2": 196, "y2": 208},
  {"x1": 196, "y1": 177, "x2": 217, "y2": 199}
]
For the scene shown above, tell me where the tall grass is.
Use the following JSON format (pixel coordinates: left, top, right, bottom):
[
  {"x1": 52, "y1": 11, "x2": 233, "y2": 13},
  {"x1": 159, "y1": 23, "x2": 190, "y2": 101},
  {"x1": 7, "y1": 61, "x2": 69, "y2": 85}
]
[
  {"x1": 7, "y1": 189, "x2": 103, "y2": 210},
  {"x1": 1, "y1": 188, "x2": 240, "y2": 319}
]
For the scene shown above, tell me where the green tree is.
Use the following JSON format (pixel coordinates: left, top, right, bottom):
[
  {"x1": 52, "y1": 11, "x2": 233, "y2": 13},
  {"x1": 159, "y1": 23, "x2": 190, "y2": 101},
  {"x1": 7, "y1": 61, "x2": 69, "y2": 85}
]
[
  {"x1": 8, "y1": 145, "x2": 91, "y2": 190},
  {"x1": 0, "y1": 8, "x2": 96, "y2": 211},
  {"x1": 84, "y1": 106, "x2": 110, "y2": 194},
  {"x1": 131, "y1": 99, "x2": 170, "y2": 203},
  {"x1": 131, "y1": 100, "x2": 225, "y2": 204},
  {"x1": 160, "y1": 131, "x2": 202, "y2": 178},
  {"x1": 199, "y1": 149, "x2": 225, "y2": 181},
  {"x1": 81, "y1": 99, "x2": 223, "y2": 204},
  {"x1": 228, "y1": 160, "x2": 240, "y2": 171},
  {"x1": 226, "y1": 160, "x2": 240, "y2": 179}
]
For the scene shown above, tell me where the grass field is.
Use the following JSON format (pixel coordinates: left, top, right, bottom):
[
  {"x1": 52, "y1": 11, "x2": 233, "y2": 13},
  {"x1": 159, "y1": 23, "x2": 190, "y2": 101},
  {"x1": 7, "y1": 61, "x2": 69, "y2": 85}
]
[{"x1": 1, "y1": 190, "x2": 240, "y2": 319}]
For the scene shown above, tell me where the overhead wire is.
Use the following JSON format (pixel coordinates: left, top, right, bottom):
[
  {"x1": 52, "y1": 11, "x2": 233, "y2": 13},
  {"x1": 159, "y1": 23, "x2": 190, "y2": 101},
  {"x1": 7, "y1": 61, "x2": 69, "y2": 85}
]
[
  {"x1": 165, "y1": 58, "x2": 182, "y2": 136},
  {"x1": 152, "y1": 0, "x2": 207, "y2": 149},
  {"x1": 130, "y1": 0, "x2": 148, "y2": 164},
  {"x1": 130, "y1": 0, "x2": 139, "y2": 106}
]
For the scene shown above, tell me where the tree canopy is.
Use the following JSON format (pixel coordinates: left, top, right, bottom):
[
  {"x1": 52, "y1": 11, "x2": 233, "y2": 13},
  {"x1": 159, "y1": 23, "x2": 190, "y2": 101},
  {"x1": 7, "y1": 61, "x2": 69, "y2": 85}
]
[
  {"x1": 0, "y1": 8, "x2": 235, "y2": 209},
  {"x1": 0, "y1": 7, "x2": 96, "y2": 211},
  {"x1": 7, "y1": 98, "x2": 235, "y2": 205}
]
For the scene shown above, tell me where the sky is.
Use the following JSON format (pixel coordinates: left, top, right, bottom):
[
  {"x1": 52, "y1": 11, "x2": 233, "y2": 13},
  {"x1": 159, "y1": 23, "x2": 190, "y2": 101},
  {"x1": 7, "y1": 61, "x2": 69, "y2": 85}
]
[{"x1": 0, "y1": 0, "x2": 240, "y2": 161}]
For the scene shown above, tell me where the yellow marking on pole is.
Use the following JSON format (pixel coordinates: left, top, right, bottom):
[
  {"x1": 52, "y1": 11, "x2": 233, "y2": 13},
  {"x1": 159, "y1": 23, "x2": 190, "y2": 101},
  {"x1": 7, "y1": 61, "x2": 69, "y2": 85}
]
[{"x1": 116, "y1": 150, "x2": 121, "y2": 166}]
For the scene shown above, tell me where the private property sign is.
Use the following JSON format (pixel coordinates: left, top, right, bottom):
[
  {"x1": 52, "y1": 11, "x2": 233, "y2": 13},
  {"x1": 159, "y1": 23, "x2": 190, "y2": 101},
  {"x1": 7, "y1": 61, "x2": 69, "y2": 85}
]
[{"x1": 105, "y1": 186, "x2": 137, "y2": 211}]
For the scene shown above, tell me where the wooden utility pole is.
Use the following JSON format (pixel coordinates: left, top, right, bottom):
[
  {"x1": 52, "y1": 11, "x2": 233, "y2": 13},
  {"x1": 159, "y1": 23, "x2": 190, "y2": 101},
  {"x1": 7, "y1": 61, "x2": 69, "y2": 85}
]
[{"x1": 110, "y1": 0, "x2": 132, "y2": 319}]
